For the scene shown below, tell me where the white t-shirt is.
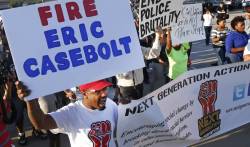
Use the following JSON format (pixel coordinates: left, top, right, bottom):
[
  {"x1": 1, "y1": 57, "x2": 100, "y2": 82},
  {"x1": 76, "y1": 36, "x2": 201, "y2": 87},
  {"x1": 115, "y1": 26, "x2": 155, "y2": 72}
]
[
  {"x1": 203, "y1": 13, "x2": 213, "y2": 27},
  {"x1": 49, "y1": 99, "x2": 118, "y2": 147},
  {"x1": 244, "y1": 40, "x2": 250, "y2": 56}
]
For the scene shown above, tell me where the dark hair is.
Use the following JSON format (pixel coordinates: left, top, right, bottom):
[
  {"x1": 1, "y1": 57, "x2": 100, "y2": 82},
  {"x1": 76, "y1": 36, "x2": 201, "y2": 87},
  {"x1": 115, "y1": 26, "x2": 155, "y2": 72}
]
[
  {"x1": 230, "y1": 16, "x2": 245, "y2": 30},
  {"x1": 217, "y1": 18, "x2": 225, "y2": 25}
]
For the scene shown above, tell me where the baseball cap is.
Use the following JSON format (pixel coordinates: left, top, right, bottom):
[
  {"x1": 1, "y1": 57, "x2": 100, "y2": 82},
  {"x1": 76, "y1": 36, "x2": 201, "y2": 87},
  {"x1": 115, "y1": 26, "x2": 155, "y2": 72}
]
[{"x1": 79, "y1": 80, "x2": 112, "y2": 92}]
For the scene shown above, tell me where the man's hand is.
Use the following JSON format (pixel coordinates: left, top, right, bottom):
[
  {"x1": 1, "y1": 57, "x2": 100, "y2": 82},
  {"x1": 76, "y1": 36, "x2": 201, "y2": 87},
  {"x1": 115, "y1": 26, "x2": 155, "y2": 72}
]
[
  {"x1": 15, "y1": 81, "x2": 30, "y2": 100},
  {"x1": 15, "y1": 81, "x2": 57, "y2": 130},
  {"x1": 2, "y1": 78, "x2": 12, "y2": 99}
]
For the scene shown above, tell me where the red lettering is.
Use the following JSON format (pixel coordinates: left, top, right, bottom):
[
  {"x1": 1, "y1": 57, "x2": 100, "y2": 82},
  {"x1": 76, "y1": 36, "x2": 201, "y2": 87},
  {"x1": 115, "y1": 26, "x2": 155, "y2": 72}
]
[
  {"x1": 84, "y1": 0, "x2": 98, "y2": 17},
  {"x1": 38, "y1": 0, "x2": 98, "y2": 26},
  {"x1": 38, "y1": 6, "x2": 52, "y2": 26},
  {"x1": 66, "y1": 2, "x2": 82, "y2": 20},
  {"x1": 55, "y1": 4, "x2": 65, "y2": 23}
]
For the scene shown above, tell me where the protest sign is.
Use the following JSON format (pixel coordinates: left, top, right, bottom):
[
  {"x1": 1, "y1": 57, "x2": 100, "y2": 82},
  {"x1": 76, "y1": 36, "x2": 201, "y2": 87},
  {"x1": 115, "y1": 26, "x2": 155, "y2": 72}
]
[
  {"x1": 117, "y1": 61, "x2": 250, "y2": 147},
  {"x1": 2, "y1": 0, "x2": 144, "y2": 100},
  {"x1": 171, "y1": 3, "x2": 205, "y2": 44},
  {"x1": 139, "y1": 1, "x2": 205, "y2": 44}
]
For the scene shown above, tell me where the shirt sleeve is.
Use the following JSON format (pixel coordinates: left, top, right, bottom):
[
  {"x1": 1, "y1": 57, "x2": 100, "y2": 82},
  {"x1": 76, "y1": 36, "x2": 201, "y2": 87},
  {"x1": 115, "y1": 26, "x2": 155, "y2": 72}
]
[
  {"x1": 182, "y1": 42, "x2": 190, "y2": 53},
  {"x1": 225, "y1": 33, "x2": 234, "y2": 53},
  {"x1": 49, "y1": 104, "x2": 74, "y2": 134},
  {"x1": 141, "y1": 33, "x2": 161, "y2": 60}
]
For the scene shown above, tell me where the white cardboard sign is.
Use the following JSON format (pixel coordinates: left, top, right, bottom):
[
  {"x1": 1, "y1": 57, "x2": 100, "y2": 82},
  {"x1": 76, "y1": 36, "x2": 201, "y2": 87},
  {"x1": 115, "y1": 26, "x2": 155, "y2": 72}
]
[
  {"x1": 139, "y1": 1, "x2": 205, "y2": 44},
  {"x1": 2, "y1": 0, "x2": 144, "y2": 99}
]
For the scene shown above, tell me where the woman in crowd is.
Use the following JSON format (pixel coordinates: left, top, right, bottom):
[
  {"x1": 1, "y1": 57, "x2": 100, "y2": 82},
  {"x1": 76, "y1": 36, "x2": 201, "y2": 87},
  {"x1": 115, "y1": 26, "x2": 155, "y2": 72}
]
[
  {"x1": 225, "y1": 16, "x2": 249, "y2": 63},
  {"x1": 165, "y1": 27, "x2": 190, "y2": 82},
  {"x1": 211, "y1": 19, "x2": 229, "y2": 65},
  {"x1": 203, "y1": 8, "x2": 213, "y2": 46}
]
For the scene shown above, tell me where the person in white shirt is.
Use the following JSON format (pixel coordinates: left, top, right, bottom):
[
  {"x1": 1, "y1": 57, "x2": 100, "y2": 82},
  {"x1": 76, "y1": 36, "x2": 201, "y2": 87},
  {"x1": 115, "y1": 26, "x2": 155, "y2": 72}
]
[
  {"x1": 115, "y1": 30, "x2": 162, "y2": 104},
  {"x1": 244, "y1": 40, "x2": 250, "y2": 61},
  {"x1": 203, "y1": 8, "x2": 213, "y2": 46},
  {"x1": 16, "y1": 80, "x2": 118, "y2": 147},
  {"x1": 245, "y1": 6, "x2": 250, "y2": 35}
]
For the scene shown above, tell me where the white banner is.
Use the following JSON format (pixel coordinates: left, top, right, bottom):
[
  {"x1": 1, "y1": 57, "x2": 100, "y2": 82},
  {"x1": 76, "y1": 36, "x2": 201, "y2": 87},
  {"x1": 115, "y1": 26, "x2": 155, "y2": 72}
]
[
  {"x1": 2, "y1": 0, "x2": 144, "y2": 100},
  {"x1": 139, "y1": 1, "x2": 205, "y2": 44},
  {"x1": 117, "y1": 61, "x2": 250, "y2": 147}
]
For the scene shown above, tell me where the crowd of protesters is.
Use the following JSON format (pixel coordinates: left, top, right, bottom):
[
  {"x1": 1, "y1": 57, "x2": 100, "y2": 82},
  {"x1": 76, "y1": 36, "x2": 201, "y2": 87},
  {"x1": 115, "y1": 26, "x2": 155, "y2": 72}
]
[
  {"x1": 0, "y1": 1, "x2": 250, "y2": 147},
  {"x1": 203, "y1": 2, "x2": 250, "y2": 64}
]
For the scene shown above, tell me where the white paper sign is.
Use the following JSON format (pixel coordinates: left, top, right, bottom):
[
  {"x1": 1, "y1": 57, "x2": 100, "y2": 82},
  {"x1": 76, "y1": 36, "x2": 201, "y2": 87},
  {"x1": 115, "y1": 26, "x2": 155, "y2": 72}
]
[
  {"x1": 139, "y1": 1, "x2": 205, "y2": 44},
  {"x1": 171, "y1": 3, "x2": 205, "y2": 44},
  {"x1": 2, "y1": 0, "x2": 144, "y2": 100},
  {"x1": 117, "y1": 61, "x2": 250, "y2": 147}
]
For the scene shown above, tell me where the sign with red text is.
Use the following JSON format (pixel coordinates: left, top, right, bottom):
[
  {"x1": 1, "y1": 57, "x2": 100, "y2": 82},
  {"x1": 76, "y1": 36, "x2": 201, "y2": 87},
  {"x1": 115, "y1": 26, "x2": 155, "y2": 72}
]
[
  {"x1": 117, "y1": 61, "x2": 250, "y2": 146},
  {"x1": 139, "y1": 1, "x2": 205, "y2": 44},
  {"x1": 2, "y1": 0, "x2": 144, "y2": 100}
]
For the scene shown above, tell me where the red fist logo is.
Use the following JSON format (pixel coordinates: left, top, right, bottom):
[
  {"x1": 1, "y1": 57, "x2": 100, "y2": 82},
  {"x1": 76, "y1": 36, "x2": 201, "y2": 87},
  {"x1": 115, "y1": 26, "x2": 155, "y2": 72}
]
[
  {"x1": 198, "y1": 80, "x2": 217, "y2": 115},
  {"x1": 88, "y1": 120, "x2": 111, "y2": 147}
]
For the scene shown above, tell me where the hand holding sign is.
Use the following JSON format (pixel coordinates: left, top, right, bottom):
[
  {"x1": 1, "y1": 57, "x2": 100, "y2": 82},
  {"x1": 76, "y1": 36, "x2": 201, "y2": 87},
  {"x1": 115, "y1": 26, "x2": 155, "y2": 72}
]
[{"x1": 15, "y1": 81, "x2": 30, "y2": 100}]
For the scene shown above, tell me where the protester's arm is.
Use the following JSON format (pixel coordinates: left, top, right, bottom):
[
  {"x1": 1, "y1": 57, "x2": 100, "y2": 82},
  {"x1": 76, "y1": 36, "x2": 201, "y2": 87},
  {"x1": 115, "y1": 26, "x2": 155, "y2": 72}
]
[
  {"x1": 244, "y1": 55, "x2": 250, "y2": 61},
  {"x1": 231, "y1": 47, "x2": 245, "y2": 53},
  {"x1": 141, "y1": 32, "x2": 161, "y2": 60},
  {"x1": 225, "y1": 33, "x2": 245, "y2": 53},
  {"x1": 165, "y1": 28, "x2": 172, "y2": 54},
  {"x1": 16, "y1": 81, "x2": 57, "y2": 130},
  {"x1": 25, "y1": 99, "x2": 57, "y2": 130}
]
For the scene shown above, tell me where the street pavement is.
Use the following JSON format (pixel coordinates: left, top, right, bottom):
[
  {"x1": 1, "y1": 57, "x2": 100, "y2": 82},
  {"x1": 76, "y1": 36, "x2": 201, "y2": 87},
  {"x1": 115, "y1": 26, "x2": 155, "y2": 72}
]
[{"x1": 7, "y1": 9, "x2": 250, "y2": 147}]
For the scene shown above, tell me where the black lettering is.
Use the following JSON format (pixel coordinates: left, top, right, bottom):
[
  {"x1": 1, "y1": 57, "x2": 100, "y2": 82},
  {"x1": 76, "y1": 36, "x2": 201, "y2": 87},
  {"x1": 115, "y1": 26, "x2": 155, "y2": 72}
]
[
  {"x1": 137, "y1": 103, "x2": 145, "y2": 113},
  {"x1": 125, "y1": 107, "x2": 137, "y2": 116},
  {"x1": 141, "y1": 0, "x2": 147, "y2": 8}
]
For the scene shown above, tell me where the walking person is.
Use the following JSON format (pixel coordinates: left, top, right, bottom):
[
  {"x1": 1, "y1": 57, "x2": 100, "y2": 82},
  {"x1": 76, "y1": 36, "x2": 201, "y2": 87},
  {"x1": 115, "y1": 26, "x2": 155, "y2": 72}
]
[
  {"x1": 203, "y1": 8, "x2": 213, "y2": 46},
  {"x1": 244, "y1": 6, "x2": 250, "y2": 35}
]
